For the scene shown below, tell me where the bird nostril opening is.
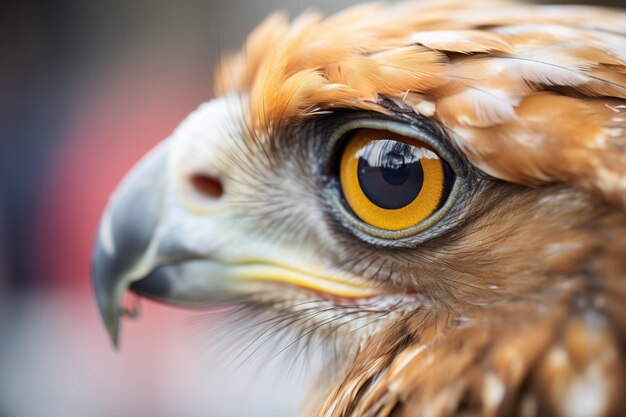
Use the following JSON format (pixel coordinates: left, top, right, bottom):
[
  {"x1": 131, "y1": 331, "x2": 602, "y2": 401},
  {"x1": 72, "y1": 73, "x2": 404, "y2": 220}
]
[{"x1": 189, "y1": 174, "x2": 224, "y2": 200}]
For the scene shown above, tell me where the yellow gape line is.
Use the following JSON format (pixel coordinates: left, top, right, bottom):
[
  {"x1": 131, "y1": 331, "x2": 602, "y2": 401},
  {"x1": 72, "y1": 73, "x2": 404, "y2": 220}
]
[{"x1": 340, "y1": 129, "x2": 445, "y2": 231}]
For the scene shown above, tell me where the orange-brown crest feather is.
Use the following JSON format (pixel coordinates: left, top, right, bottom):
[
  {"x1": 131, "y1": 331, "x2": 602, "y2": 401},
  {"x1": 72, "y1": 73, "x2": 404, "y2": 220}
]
[{"x1": 214, "y1": 0, "x2": 626, "y2": 208}]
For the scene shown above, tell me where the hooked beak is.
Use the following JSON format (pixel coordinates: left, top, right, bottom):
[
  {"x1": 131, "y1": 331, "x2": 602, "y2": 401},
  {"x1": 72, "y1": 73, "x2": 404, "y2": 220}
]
[
  {"x1": 92, "y1": 99, "x2": 380, "y2": 347},
  {"x1": 91, "y1": 139, "x2": 197, "y2": 347},
  {"x1": 92, "y1": 140, "x2": 166, "y2": 347}
]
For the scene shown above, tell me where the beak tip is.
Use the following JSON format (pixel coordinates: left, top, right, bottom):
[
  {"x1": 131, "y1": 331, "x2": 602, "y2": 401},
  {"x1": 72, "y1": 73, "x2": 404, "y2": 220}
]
[
  {"x1": 92, "y1": 255, "x2": 122, "y2": 350},
  {"x1": 105, "y1": 311, "x2": 121, "y2": 349},
  {"x1": 108, "y1": 328, "x2": 120, "y2": 350},
  {"x1": 95, "y1": 290, "x2": 122, "y2": 349}
]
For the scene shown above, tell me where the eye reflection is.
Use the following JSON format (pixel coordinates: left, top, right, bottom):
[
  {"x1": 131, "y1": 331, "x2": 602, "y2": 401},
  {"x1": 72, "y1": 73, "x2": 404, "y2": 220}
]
[{"x1": 356, "y1": 140, "x2": 432, "y2": 209}]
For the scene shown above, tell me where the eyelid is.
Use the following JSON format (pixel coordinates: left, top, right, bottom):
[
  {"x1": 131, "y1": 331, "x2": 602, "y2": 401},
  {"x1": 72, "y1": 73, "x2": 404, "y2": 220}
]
[{"x1": 327, "y1": 119, "x2": 462, "y2": 176}]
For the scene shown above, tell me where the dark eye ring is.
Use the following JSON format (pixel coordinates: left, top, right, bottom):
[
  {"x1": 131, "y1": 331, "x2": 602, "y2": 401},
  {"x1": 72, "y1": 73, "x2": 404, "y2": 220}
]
[{"x1": 327, "y1": 119, "x2": 463, "y2": 240}]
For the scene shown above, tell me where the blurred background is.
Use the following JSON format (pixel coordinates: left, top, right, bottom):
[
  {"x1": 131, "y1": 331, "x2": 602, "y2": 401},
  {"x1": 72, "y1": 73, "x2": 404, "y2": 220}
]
[{"x1": 1, "y1": 0, "x2": 625, "y2": 416}]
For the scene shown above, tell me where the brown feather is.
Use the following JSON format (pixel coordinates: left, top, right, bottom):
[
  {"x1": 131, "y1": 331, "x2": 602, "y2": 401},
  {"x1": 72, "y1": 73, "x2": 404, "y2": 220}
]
[
  {"x1": 210, "y1": 1, "x2": 626, "y2": 416},
  {"x1": 311, "y1": 187, "x2": 626, "y2": 417},
  {"x1": 214, "y1": 0, "x2": 626, "y2": 208}
]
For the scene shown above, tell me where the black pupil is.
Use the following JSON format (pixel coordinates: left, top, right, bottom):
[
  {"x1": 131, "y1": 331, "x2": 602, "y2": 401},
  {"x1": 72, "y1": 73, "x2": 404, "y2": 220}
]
[{"x1": 357, "y1": 139, "x2": 425, "y2": 209}]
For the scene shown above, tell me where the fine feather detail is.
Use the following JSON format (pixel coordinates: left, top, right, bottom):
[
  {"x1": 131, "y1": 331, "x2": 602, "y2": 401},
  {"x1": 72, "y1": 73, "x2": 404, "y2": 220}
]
[
  {"x1": 214, "y1": 0, "x2": 626, "y2": 209},
  {"x1": 409, "y1": 30, "x2": 516, "y2": 54},
  {"x1": 209, "y1": 3, "x2": 626, "y2": 416},
  {"x1": 436, "y1": 87, "x2": 521, "y2": 127}
]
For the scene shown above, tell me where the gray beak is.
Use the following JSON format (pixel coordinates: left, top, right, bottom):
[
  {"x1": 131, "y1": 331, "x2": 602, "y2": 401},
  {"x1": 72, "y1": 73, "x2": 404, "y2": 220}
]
[
  {"x1": 92, "y1": 140, "x2": 243, "y2": 346},
  {"x1": 92, "y1": 141, "x2": 171, "y2": 347}
]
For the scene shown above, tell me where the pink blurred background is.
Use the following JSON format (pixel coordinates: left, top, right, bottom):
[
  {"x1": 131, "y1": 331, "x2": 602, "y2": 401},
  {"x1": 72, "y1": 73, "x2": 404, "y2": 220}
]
[{"x1": 1, "y1": 0, "x2": 624, "y2": 416}]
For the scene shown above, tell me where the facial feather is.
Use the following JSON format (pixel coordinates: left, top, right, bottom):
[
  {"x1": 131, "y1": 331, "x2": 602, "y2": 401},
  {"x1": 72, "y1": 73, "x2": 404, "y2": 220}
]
[
  {"x1": 207, "y1": 2, "x2": 626, "y2": 415},
  {"x1": 196, "y1": 96, "x2": 626, "y2": 415}
]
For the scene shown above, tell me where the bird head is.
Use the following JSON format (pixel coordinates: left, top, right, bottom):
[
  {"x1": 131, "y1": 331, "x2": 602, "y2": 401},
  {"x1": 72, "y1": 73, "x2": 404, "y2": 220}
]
[{"x1": 93, "y1": 1, "x2": 626, "y2": 416}]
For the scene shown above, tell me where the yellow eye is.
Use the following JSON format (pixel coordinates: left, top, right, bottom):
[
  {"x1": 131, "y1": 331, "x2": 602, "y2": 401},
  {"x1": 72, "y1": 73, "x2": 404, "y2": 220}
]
[{"x1": 339, "y1": 128, "x2": 453, "y2": 231}]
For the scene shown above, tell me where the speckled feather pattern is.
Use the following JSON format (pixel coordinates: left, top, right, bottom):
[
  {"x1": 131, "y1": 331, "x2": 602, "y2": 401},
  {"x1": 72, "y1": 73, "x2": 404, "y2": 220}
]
[
  {"x1": 307, "y1": 186, "x2": 626, "y2": 417},
  {"x1": 210, "y1": 1, "x2": 626, "y2": 416}
]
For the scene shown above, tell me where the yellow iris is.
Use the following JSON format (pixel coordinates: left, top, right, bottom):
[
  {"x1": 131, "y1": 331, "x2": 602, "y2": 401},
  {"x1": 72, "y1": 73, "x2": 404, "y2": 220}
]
[{"x1": 340, "y1": 129, "x2": 446, "y2": 231}]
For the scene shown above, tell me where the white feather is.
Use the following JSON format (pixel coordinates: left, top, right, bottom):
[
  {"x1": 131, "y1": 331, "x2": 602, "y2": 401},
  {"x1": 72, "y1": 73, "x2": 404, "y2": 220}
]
[
  {"x1": 439, "y1": 87, "x2": 521, "y2": 126},
  {"x1": 410, "y1": 31, "x2": 467, "y2": 45},
  {"x1": 493, "y1": 23, "x2": 587, "y2": 40},
  {"x1": 492, "y1": 55, "x2": 591, "y2": 87}
]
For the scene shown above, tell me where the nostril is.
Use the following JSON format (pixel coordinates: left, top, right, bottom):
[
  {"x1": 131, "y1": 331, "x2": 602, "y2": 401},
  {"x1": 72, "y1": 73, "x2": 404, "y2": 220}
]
[{"x1": 189, "y1": 173, "x2": 224, "y2": 200}]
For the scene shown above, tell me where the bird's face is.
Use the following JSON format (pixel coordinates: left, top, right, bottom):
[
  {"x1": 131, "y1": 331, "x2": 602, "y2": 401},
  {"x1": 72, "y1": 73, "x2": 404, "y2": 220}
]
[
  {"x1": 93, "y1": 97, "x2": 461, "y2": 350},
  {"x1": 93, "y1": 1, "x2": 626, "y2": 415},
  {"x1": 93, "y1": 94, "x2": 617, "y2": 340}
]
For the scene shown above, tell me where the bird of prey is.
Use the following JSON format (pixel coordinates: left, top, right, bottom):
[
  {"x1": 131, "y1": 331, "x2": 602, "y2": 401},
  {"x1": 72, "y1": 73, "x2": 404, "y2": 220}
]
[{"x1": 92, "y1": 0, "x2": 626, "y2": 416}]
